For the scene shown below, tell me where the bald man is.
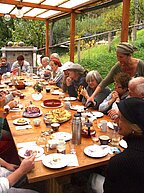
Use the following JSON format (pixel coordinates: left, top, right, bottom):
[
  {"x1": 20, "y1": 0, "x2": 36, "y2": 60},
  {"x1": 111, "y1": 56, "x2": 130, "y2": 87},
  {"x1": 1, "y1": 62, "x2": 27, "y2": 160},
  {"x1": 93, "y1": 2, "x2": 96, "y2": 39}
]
[{"x1": 128, "y1": 77, "x2": 144, "y2": 98}]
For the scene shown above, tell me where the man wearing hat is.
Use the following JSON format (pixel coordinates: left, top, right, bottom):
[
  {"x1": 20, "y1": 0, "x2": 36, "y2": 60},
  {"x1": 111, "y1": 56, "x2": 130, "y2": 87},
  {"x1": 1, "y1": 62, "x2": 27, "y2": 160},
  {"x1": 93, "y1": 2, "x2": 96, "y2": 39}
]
[
  {"x1": 91, "y1": 97, "x2": 144, "y2": 193},
  {"x1": 86, "y1": 42, "x2": 144, "y2": 105},
  {"x1": 65, "y1": 63, "x2": 88, "y2": 101}
]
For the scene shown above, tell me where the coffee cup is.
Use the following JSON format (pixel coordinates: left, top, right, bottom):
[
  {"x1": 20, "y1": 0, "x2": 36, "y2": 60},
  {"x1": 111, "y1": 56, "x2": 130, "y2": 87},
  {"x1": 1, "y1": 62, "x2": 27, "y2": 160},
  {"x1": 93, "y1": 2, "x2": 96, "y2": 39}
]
[
  {"x1": 33, "y1": 118, "x2": 41, "y2": 127},
  {"x1": 51, "y1": 122, "x2": 60, "y2": 132},
  {"x1": 46, "y1": 87, "x2": 51, "y2": 93},
  {"x1": 20, "y1": 94, "x2": 25, "y2": 99},
  {"x1": 99, "y1": 135, "x2": 110, "y2": 145},
  {"x1": 48, "y1": 139, "x2": 58, "y2": 149}
]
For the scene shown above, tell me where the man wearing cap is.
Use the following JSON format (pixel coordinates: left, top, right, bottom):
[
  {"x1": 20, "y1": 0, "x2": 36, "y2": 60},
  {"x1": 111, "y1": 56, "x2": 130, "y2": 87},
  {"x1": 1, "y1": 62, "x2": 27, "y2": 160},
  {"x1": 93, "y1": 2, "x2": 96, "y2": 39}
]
[
  {"x1": 87, "y1": 42, "x2": 144, "y2": 105},
  {"x1": 65, "y1": 63, "x2": 88, "y2": 101},
  {"x1": 91, "y1": 97, "x2": 144, "y2": 193},
  {"x1": 61, "y1": 61, "x2": 74, "y2": 92}
]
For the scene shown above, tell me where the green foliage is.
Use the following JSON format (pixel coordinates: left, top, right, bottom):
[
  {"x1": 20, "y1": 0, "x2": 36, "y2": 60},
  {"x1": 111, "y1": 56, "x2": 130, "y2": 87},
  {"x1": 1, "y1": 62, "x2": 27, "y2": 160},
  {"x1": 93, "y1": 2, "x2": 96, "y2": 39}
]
[{"x1": 12, "y1": 19, "x2": 45, "y2": 48}]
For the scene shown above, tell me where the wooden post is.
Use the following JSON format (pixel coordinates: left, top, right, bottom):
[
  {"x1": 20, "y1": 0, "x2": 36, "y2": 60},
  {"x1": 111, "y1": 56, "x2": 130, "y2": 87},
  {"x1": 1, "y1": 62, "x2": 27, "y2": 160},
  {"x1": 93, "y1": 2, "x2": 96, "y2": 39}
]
[
  {"x1": 108, "y1": 31, "x2": 112, "y2": 52},
  {"x1": 77, "y1": 40, "x2": 81, "y2": 63},
  {"x1": 70, "y1": 12, "x2": 76, "y2": 62},
  {"x1": 121, "y1": 0, "x2": 130, "y2": 42},
  {"x1": 45, "y1": 19, "x2": 49, "y2": 56}
]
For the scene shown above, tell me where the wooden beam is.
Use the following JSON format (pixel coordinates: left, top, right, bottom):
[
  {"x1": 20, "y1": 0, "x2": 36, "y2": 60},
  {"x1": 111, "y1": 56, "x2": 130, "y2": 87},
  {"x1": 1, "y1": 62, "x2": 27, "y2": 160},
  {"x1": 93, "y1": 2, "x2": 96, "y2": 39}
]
[
  {"x1": 45, "y1": 19, "x2": 49, "y2": 56},
  {"x1": 121, "y1": 0, "x2": 130, "y2": 42},
  {"x1": 70, "y1": 12, "x2": 75, "y2": 62},
  {"x1": 0, "y1": 0, "x2": 72, "y2": 13}
]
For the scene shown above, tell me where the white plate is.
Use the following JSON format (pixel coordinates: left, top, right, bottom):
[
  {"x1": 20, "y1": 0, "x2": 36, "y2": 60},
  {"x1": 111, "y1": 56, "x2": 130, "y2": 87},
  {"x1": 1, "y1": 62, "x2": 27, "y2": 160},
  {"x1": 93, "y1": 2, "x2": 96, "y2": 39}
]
[
  {"x1": 18, "y1": 145, "x2": 44, "y2": 159},
  {"x1": 84, "y1": 145, "x2": 109, "y2": 158},
  {"x1": 63, "y1": 97, "x2": 77, "y2": 101},
  {"x1": 23, "y1": 111, "x2": 42, "y2": 118},
  {"x1": 41, "y1": 103, "x2": 63, "y2": 108},
  {"x1": 42, "y1": 153, "x2": 68, "y2": 169},
  {"x1": 0, "y1": 84, "x2": 7, "y2": 88},
  {"x1": 51, "y1": 90, "x2": 63, "y2": 95},
  {"x1": 107, "y1": 122, "x2": 114, "y2": 129},
  {"x1": 13, "y1": 118, "x2": 30, "y2": 126},
  {"x1": 92, "y1": 112, "x2": 104, "y2": 118},
  {"x1": 10, "y1": 104, "x2": 23, "y2": 111},
  {"x1": 70, "y1": 105, "x2": 85, "y2": 111},
  {"x1": 119, "y1": 139, "x2": 128, "y2": 149},
  {"x1": 50, "y1": 132, "x2": 72, "y2": 141}
]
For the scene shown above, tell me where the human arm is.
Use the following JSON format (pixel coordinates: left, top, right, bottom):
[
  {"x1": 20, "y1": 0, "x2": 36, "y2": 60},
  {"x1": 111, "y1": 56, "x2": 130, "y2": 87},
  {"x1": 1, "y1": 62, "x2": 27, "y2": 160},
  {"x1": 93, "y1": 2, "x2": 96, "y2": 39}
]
[
  {"x1": 0, "y1": 158, "x2": 18, "y2": 171},
  {"x1": 7, "y1": 155, "x2": 35, "y2": 187}
]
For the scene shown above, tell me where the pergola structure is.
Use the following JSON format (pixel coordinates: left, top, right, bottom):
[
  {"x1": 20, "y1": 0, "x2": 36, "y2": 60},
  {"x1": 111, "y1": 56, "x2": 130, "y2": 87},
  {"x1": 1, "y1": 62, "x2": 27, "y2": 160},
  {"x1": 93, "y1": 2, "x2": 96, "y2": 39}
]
[{"x1": 0, "y1": 0, "x2": 130, "y2": 62}]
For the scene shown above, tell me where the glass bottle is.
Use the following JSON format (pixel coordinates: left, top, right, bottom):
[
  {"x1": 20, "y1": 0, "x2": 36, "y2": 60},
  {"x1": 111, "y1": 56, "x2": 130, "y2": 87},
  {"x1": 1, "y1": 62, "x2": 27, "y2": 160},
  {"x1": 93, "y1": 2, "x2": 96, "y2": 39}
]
[
  {"x1": 36, "y1": 132, "x2": 47, "y2": 148},
  {"x1": 111, "y1": 123, "x2": 120, "y2": 146}
]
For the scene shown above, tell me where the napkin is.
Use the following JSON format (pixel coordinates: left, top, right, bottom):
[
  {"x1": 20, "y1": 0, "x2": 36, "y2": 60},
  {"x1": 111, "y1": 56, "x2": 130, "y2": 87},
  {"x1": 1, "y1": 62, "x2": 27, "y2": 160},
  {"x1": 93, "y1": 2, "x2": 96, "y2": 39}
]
[
  {"x1": 16, "y1": 125, "x2": 32, "y2": 130},
  {"x1": 66, "y1": 154, "x2": 79, "y2": 166}
]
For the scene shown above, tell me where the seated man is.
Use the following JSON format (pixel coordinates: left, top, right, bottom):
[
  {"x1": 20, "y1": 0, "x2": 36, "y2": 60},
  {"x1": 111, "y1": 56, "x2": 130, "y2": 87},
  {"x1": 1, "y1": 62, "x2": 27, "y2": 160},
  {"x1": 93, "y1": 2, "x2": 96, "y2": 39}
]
[
  {"x1": 99, "y1": 72, "x2": 131, "y2": 117},
  {"x1": 11, "y1": 55, "x2": 30, "y2": 74},
  {"x1": 0, "y1": 56, "x2": 11, "y2": 75}
]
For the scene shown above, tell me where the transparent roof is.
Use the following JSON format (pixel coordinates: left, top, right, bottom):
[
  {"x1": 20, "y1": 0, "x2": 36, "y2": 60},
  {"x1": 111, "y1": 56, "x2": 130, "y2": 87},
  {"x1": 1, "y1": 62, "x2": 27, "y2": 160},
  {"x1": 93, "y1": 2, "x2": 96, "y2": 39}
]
[{"x1": 0, "y1": 0, "x2": 121, "y2": 21}]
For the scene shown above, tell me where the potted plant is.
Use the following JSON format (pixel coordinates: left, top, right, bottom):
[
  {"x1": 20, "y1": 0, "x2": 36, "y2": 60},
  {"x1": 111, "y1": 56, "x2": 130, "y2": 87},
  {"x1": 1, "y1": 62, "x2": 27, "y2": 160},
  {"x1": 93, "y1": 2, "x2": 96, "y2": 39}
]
[{"x1": 32, "y1": 82, "x2": 44, "y2": 101}]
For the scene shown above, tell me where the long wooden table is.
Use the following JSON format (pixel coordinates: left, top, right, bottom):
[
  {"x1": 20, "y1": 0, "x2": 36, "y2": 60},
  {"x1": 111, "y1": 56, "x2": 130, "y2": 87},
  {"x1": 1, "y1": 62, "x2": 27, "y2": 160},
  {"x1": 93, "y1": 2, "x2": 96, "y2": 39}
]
[{"x1": 6, "y1": 79, "x2": 119, "y2": 193}]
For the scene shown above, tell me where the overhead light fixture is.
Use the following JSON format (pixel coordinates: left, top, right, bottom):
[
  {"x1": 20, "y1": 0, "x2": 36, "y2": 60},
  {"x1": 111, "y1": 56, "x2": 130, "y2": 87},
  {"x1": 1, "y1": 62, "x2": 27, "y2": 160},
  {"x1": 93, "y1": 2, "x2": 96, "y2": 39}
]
[
  {"x1": 4, "y1": 14, "x2": 11, "y2": 21},
  {"x1": 15, "y1": 5, "x2": 23, "y2": 18}
]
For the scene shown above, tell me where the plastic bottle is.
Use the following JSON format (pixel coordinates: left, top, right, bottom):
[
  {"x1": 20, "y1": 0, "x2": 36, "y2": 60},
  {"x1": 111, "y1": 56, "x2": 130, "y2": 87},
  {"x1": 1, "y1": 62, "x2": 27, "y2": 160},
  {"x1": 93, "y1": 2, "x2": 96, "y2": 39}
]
[{"x1": 72, "y1": 113, "x2": 82, "y2": 145}]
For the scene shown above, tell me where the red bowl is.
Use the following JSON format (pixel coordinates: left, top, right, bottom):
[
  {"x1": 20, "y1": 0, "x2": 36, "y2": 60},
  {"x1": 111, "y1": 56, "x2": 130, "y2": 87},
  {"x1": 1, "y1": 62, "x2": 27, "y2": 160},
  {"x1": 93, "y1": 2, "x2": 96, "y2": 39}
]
[{"x1": 43, "y1": 99, "x2": 61, "y2": 107}]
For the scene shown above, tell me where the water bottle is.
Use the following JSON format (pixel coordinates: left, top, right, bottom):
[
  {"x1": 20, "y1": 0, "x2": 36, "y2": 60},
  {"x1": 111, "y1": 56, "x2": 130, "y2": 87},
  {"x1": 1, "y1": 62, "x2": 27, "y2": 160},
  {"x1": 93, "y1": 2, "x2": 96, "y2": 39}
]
[{"x1": 72, "y1": 113, "x2": 82, "y2": 145}]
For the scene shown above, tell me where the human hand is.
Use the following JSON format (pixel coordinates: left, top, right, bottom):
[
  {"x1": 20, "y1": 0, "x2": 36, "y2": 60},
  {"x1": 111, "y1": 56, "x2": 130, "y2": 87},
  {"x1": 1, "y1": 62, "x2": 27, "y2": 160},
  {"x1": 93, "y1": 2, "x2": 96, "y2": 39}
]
[
  {"x1": 12, "y1": 90, "x2": 21, "y2": 97},
  {"x1": 108, "y1": 108, "x2": 119, "y2": 120},
  {"x1": 6, "y1": 163, "x2": 19, "y2": 171},
  {"x1": 81, "y1": 88, "x2": 89, "y2": 99},
  {"x1": 65, "y1": 77, "x2": 72, "y2": 86},
  {"x1": 7, "y1": 100, "x2": 18, "y2": 109},
  {"x1": 0, "y1": 94, "x2": 6, "y2": 108},
  {"x1": 44, "y1": 70, "x2": 51, "y2": 75},
  {"x1": 111, "y1": 91, "x2": 119, "y2": 100},
  {"x1": 86, "y1": 96, "x2": 95, "y2": 105},
  {"x1": 19, "y1": 155, "x2": 35, "y2": 175}
]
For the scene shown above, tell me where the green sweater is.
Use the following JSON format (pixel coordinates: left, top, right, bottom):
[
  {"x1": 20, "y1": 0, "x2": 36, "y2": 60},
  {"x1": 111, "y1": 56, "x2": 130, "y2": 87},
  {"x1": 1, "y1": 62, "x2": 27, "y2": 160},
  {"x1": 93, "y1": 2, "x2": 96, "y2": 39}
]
[{"x1": 99, "y1": 59, "x2": 144, "y2": 89}]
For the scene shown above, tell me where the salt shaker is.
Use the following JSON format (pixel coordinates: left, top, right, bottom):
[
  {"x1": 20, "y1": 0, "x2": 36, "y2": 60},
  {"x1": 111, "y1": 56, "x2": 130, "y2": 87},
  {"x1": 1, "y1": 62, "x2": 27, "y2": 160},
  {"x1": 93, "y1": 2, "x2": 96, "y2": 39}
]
[{"x1": 72, "y1": 113, "x2": 82, "y2": 145}]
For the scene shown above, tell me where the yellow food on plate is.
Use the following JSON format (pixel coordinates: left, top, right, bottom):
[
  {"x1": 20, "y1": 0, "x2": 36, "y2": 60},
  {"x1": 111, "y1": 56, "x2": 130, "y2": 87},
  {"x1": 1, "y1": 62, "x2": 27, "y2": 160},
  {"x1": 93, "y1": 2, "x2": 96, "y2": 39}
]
[
  {"x1": 17, "y1": 118, "x2": 27, "y2": 123},
  {"x1": 44, "y1": 109, "x2": 71, "y2": 123}
]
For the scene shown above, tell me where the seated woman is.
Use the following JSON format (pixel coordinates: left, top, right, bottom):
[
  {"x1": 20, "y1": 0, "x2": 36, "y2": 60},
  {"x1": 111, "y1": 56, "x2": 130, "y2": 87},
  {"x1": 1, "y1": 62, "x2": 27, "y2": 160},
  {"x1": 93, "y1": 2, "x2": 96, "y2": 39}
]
[
  {"x1": 99, "y1": 72, "x2": 131, "y2": 115},
  {"x1": 65, "y1": 64, "x2": 88, "y2": 101},
  {"x1": 37, "y1": 57, "x2": 51, "y2": 79},
  {"x1": 81, "y1": 70, "x2": 111, "y2": 109},
  {"x1": 49, "y1": 58, "x2": 63, "y2": 88},
  {"x1": 91, "y1": 97, "x2": 144, "y2": 193}
]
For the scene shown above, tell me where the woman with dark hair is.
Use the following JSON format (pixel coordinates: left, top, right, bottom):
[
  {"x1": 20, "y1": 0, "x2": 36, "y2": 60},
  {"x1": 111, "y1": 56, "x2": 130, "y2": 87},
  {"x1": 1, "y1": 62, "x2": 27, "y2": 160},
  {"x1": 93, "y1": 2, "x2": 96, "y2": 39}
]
[{"x1": 87, "y1": 42, "x2": 144, "y2": 104}]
